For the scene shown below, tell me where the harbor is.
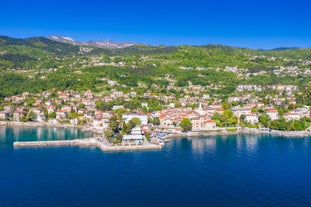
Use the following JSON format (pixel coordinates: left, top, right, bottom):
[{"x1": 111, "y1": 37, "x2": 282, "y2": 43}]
[{"x1": 13, "y1": 136, "x2": 163, "y2": 152}]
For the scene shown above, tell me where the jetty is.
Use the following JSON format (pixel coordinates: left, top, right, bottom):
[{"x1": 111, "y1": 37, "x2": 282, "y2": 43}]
[{"x1": 13, "y1": 137, "x2": 162, "y2": 152}]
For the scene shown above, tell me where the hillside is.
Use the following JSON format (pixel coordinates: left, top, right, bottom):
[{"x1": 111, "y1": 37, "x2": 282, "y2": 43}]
[{"x1": 0, "y1": 35, "x2": 311, "y2": 99}]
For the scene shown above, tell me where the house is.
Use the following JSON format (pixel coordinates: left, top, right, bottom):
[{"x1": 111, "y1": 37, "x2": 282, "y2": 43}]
[
  {"x1": 112, "y1": 105, "x2": 124, "y2": 111},
  {"x1": 34, "y1": 113, "x2": 46, "y2": 122},
  {"x1": 266, "y1": 108, "x2": 279, "y2": 120},
  {"x1": 13, "y1": 112, "x2": 24, "y2": 122},
  {"x1": 141, "y1": 102, "x2": 148, "y2": 109},
  {"x1": 232, "y1": 107, "x2": 252, "y2": 118},
  {"x1": 33, "y1": 99, "x2": 43, "y2": 106},
  {"x1": 48, "y1": 119, "x2": 59, "y2": 124},
  {"x1": 144, "y1": 93, "x2": 151, "y2": 98},
  {"x1": 191, "y1": 117, "x2": 206, "y2": 130},
  {"x1": 203, "y1": 94, "x2": 210, "y2": 99},
  {"x1": 61, "y1": 106, "x2": 72, "y2": 113},
  {"x1": 191, "y1": 117, "x2": 217, "y2": 131},
  {"x1": 257, "y1": 102, "x2": 265, "y2": 108},
  {"x1": 244, "y1": 113, "x2": 259, "y2": 124},
  {"x1": 293, "y1": 106, "x2": 310, "y2": 118},
  {"x1": 85, "y1": 90, "x2": 93, "y2": 99},
  {"x1": 130, "y1": 91, "x2": 137, "y2": 97},
  {"x1": 78, "y1": 109, "x2": 87, "y2": 115},
  {"x1": 0, "y1": 111, "x2": 10, "y2": 120},
  {"x1": 3, "y1": 106, "x2": 13, "y2": 112},
  {"x1": 284, "y1": 112, "x2": 300, "y2": 121},
  {"x1": 112, "y1": 90, "x2": 123, "y2": 98},
  {"x1": 56, "y1": 110, "x2": 67, "y2": 120},
  {"x1": 205, "y1": 120, "x2": 217, "y2": 130}
]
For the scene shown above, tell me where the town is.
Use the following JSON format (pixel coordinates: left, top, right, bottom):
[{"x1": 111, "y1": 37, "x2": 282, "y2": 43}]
[{"x1": 1, "y1": 82, "x2": 311, "y2": 146}]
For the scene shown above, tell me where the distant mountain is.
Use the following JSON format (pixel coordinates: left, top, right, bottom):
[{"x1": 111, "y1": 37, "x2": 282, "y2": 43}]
[
  {"x1": 86, "y1": 40, "x2": 135, "y2": 49},
  {"x1": 47, "y1": 36, "x2": 136, "y2": 49},
  {"x1": 0, "y1": 35, "x2": 83, "y2": 55},
  {"x1": 270, "y1": 47, "x2": 300, "y2": 51},
  {"x1": 47, "y1": 36, "x2": 81, "y2": 45}
]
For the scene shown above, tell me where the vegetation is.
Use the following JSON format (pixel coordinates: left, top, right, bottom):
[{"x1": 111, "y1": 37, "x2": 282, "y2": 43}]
[
  {"x1": 1, "y1": 35, "x2": 311, "y2": 133},
  {"x1": 180, "y1": 118, "x2": 192, "y2": 132},
  {"x1": 212, "y1": 111, "x2": 238, "y2": 127}
]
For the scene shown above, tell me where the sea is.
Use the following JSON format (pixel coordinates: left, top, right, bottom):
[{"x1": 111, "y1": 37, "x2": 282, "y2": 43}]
[{"x1": 1, "y1": 126, "x2": 311, "y2": 207}]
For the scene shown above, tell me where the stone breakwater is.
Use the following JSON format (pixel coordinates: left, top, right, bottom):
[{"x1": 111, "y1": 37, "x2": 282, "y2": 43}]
[{"x1": 13, "y1": 137, "x2": 162, "y2": 152}]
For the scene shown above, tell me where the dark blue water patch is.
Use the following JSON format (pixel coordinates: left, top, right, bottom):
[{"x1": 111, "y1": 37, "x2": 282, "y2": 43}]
[{"x1": 1, "y1": 130, "x2": 311, "y2": 207}]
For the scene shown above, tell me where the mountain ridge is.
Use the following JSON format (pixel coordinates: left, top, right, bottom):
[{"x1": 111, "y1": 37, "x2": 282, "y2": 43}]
[{"x1": 47, "y1": 36, "x2": 136, "y2": 49}]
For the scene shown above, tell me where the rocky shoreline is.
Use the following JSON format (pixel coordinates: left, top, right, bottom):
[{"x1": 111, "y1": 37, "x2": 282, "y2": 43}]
[
  {"x1": 2, "y1": 121, "x2": 311, "y2": 140},
  {"x1": 166, "y1": 127, "x2": 311, "y2": 139}
]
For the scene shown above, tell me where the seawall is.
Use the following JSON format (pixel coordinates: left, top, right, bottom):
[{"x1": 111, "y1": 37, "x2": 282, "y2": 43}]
[{"x1": 13, "y1": 137, "x2": 162, "y2": 152}]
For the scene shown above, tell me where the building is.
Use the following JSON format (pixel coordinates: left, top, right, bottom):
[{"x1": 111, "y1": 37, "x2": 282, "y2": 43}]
[
  {"x1": 122, "y1": 135, "x2": 143, "y2": 145},
  {"x1": 0, "y1": 111, "x2": 10, "y2": 120},
  {"x1": 34, "y1": 113, "x2": 46, "y2": 122},
  {"x1": 232, "y1": 107, "x2": 252, "y2": 118},
  {"x1": 56, "y1": 110, "x2": 67, "y2": 120},
  {"x1": 122, "y1": 113, "x2": 148, "y2": 125},
  {"x1": 13, "y1": 112, "x2": 24, "y2": 122},
  {"x1": 244, "y1": 113, "x2": 259, "y2": 124},
  {"x1": 191, "y1": 117, "x2": 216, "y2": 131},
  {"x1": 205, "y1": 120, "x2": 217, "y2": 130},
  {"x1": 266, "y1": 108, "x2": 279, "y2": 120},
  {"x1": 293, "y1": 106, "x2": 310, "y2": 118},
  {"x1": 284, "y1": 113, "x2": 300, "y2": 121},
  {"x1": 131, "y1": 126, "x2": 143, "y2": 135}
]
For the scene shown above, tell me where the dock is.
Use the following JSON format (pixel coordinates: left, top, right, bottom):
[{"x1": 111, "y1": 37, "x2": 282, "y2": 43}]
[{"x1": 13, "y1": 137, "x2": 163, "y2": 152}]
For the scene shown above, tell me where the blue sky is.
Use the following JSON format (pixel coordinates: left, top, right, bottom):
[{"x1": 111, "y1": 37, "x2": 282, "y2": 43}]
[{"x1": 1, "y1": 0, "x2": 310, "y2": 49}]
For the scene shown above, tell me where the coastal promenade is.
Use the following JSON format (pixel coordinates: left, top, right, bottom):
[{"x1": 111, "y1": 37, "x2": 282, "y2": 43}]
[{"x1": 13, "y1": 137, "x2": 162, "y2": 152}]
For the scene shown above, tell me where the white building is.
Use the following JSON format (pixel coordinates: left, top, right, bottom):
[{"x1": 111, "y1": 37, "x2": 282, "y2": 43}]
[
  {"x1": 293, "y1": 106, "x2": 310, "y2": 118},
  {"x1": 122, "y1": 135, "x2": 143, "y2": 145},
  {"x1": 266, "y1": 108, "x2": 279, "y2": 120},
  {"x1": 122, "y1": 113, "x2": 148, "y2": 125},
  {"x1": 244, "y1": 113, "x2": 259, "y2": 124},
  {"x1": 232, "y1": 107, "x2": 252, "y2": 118},
  {"x1": 34, "y1": 113, "x2": 46, "y2": 122},
  {"x1": 131, "y1": 126, "x2": 142, "y2": 135},
  {"x1": 284, "y1": 113, "x2": 300, "y2": 121}
]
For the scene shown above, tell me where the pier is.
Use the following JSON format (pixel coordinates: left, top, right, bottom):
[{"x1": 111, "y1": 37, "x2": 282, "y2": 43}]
[{"x1": 13, "y1": 137, "x2": 163, "y2": 152}]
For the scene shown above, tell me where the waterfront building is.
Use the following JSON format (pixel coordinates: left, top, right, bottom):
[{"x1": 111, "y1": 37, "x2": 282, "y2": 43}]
[
  {"x1": 122, "y1": 113, "x2": 148, "y2": 125},
  {"x1": 244, "y1": 113, "x2": 259, "y2": 124}
]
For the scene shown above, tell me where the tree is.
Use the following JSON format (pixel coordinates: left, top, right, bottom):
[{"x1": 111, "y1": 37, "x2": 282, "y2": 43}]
[
  {"x1": 258, "y1": 113, "x2": 270, "y2": 127},
  {"x1": 108, "y1": 115, "x2": 122, "y2": 134},
  {"x1": 130, "y1": 117, "x2": 142, "y2": 126},
  {"x1": 48, "y1": 111, "x2": 56, "y2": 119},
  {"x1": 180, "y1": 118, "x2": 192, "y2": 132},
  {"x1": 78, "y1": 103, "x2": 85, "y2": 109},
  {"x1": 153, "y1": 117, "x2": 160, "y2": 125}
]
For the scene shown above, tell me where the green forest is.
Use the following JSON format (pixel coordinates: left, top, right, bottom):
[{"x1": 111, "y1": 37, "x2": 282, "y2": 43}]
[{"x1": 0, "y1": 35, "x2": 311, "y2": 100}]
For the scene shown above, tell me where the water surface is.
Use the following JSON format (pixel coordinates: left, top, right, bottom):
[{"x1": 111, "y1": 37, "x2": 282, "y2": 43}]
[{"x1": 1, "y1": 129, "x2": 311, "y2": 207}]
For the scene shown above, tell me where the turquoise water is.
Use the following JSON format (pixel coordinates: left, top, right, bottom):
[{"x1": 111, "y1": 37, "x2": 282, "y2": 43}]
[{"x1": 1, "y1": 127, "x2": 311, "y2": 207}]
